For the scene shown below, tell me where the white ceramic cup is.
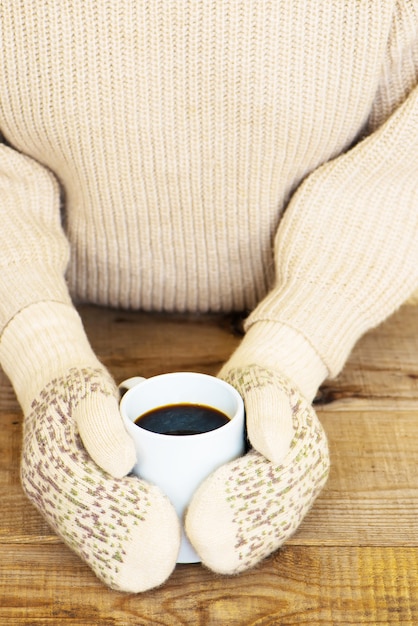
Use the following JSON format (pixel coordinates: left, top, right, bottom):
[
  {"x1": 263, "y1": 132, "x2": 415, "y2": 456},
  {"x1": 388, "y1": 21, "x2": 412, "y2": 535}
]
[{"x1": 119, "y1": 372, "x2": 245, "y2": 564}]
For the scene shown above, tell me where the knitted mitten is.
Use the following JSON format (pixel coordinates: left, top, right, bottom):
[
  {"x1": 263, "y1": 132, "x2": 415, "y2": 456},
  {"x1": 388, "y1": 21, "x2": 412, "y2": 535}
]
[
  {"x1": 0, "y1": 303, "x2": 181, "y2": 591},
  {"x1": 185, "y1": 321, "x2": 330, "y2": 573}
]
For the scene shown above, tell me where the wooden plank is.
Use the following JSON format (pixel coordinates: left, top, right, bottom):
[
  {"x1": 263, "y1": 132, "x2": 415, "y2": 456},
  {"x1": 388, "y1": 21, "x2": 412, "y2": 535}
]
[
  {"x1": 80, "y1": 303, "x2": 418, "y2": 411},
  {"x1": 2, "y1": 304, "x2": 418, "y2": 413},
  {"x1": 0, "y1": 307, "x2": 243, "y2": 413},
  {"x1": 301, "y1": 409, "x2": 418, "y2": 545},
  {"x1": 1, "y1": 544, "x2": 417, "y2": 625},
  {"x1": 2, "y1": 409, "x2": 418, "y2": 546},
  {"x1": 315, "y1": 304, "x2": 418, "y2": 410},
  {"x1": 1, "y1": 303, "x2": 418, "y2": 624},
  {"x1": 81, "y1": 307, "x2": 242, "y2": 382}
]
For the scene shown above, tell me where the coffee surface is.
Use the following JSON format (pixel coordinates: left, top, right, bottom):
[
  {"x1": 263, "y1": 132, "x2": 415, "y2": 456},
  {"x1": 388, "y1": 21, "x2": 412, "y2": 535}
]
[{"x1": 134, "y1": 403, "x2": 230, "y2": 435}]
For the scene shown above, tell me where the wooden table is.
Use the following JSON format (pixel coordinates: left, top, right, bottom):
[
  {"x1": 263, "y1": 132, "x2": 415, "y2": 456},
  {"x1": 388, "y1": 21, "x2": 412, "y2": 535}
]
[{"x1": 1, "y1": 304, "x2": 418, "y2": 625}]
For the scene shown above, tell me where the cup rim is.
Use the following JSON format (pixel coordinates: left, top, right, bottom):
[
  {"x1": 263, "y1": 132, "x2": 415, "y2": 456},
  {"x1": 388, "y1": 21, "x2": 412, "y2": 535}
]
[{"x1": 120, "y1": 371, "x2": 244, "y2": 440}]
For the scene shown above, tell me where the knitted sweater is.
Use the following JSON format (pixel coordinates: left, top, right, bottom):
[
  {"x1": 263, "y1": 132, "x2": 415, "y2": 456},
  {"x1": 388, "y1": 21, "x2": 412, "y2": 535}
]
[{"x1": 1, "y1": 1, "x2": 418, "y2": 386}]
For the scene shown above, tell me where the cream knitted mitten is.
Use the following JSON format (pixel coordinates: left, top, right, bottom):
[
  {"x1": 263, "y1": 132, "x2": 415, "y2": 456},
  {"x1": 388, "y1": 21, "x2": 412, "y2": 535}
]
[
  {"x1": 0, "y1": 303, "x2": 181, "y2": 591},
  {"x1": 185, "y1": 321, "x2": 330, "y2": 573}
]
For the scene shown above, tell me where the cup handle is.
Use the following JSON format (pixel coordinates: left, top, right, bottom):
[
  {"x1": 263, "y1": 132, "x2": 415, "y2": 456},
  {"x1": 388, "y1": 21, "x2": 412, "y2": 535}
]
[{"x1": 118, "y1": 376, "x2": 147, "y2": 398}]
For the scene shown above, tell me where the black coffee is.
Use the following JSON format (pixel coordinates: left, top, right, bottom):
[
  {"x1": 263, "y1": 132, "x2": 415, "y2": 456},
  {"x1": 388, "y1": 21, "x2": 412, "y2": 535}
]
[{"x1": 134, "y1": 403, "x2": 230, "y2": 435}]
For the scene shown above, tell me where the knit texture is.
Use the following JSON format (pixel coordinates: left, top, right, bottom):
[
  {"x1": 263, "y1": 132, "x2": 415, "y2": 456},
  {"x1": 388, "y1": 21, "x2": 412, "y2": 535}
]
[
  {"x1": 219, "y1": 321, "x2": 329, "y2": 404},
  {"x1": 0, "y1": 1, "x2": 418, "y2": 585},
  {"x1": 21, "y1": 366, "x2": 181, "y2": 592},
  {"x1": 1, "y1": 2, "x2": 418, "y2": 381},
  {"x1": 186, "y1": 367, "x2": 330, "y2": 573},
  {"x1": 0, "y1": 302, "x2": 137, "y2": 478}
]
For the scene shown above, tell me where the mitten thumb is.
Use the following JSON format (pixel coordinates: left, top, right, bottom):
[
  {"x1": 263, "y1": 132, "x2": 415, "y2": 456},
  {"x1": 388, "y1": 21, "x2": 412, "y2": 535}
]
[
  {"x1": 0, "y1": 301, "x2": 136, "y2": 478},
  {"x1": 219, "y1": 320, "x2": 329, "y2": 464},
  {"x1": 75, "y1": 385, "x2": 137, "y2": 478},
  {"x1": 222, "y1": 366, "x2": 295, "y2": 465}
]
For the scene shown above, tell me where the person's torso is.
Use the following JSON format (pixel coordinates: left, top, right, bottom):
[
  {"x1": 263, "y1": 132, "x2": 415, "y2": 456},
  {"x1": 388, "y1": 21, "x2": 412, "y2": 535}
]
[{"x1": 0, "y1": 1, "x2": 394, "y2": 311}]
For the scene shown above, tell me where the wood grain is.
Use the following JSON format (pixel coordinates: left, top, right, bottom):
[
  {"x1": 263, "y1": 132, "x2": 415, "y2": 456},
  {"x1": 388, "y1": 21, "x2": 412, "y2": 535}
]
[
  {"x1": 1, "y1": 304, "x2": 418, "y2": 624},
  {"x1": 2, "y1": 409, "x2": 418, "y2": 547},
  {"x1": 1, "y1": 545, "x2": 417, "y2": 625}
]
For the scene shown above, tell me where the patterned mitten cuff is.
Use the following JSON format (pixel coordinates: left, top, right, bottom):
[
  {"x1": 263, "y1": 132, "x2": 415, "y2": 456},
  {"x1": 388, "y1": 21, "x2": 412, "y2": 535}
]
[
  {"x1": 0, "y1": 301, "x2": 104, "y2": 411},
  {"x1": 219, "y1": 320, "x2": 329, "y2": 403},
  {"x1": 0, "y1": 301, "x2": 136, "y2": 477},
  {"x1": 186, "y1": 368, "x2": 330, "y2": 574}
]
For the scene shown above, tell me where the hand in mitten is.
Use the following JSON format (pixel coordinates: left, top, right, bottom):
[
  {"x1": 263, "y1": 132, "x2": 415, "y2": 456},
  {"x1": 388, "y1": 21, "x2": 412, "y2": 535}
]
[
  {"x1": 0, "y1": 303, "x2": 181, "y2": 591},
  {"x1": 185, "y1": 321, "x2": 330, "y2": 574}
]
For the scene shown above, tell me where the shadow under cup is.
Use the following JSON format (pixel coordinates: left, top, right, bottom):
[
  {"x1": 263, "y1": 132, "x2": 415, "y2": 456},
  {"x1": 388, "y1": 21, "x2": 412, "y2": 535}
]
[{"x1": 120, "y1": 372, "x2": 245, "y2": 564}]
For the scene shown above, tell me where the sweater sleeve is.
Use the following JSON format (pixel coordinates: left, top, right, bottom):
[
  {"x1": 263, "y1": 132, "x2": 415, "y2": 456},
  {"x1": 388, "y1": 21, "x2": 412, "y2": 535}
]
[
  {"x1": 0, "y1": 142, "x2": 73, "y2": 332},
  {"x1": 0, "y1": 144, "x2": 104, "y2": 409},
  {"x1": 245, "y1": 3, "x2": 418, "y2": 378},
  {"x1": 246, "y1": 88, "x2": 418, "y2": 377}
]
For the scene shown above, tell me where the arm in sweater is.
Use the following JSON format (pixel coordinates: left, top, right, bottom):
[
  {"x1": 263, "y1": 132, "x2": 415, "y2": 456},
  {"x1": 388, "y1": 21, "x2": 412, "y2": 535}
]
[
  {"x1": 236, "y1": 3, "x2": 418, "y2": 397},
  {"x1": 0, "y1": 144, "x2": 100, "y2": 399},
  {"x1": 0, "y1": 144, "x2": 72, "y2": 331},
  {"x1": 186, "y1": 7, "x2": 418, "y2": 574},
  {"x1": 0, "y1": 145, "x2": 136, "y2": 477},
  {"x1": 244, "y1": 83, "x2": 418, "y2": 378}
]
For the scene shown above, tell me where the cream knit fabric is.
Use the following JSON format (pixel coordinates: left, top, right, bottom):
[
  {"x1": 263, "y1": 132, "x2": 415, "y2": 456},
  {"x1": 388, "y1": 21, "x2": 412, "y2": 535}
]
[
  {"x1": 0, "y1": 0, "x2": 418, "y2": 586},
  {"x1": 185, "y1": 367, "x2": 330, "y2": 573},
  {"x1": 20, "y1": 362, "x2": 181, "y2": 591},
  {"x1": 1, "y1": 2, "x2": 418, "y2": 372}
]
